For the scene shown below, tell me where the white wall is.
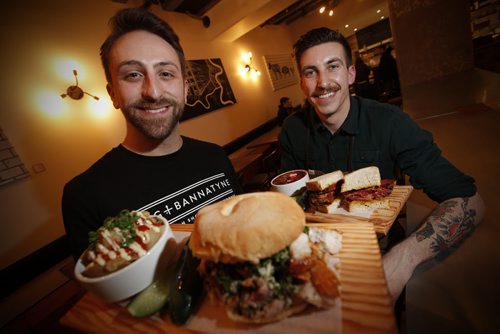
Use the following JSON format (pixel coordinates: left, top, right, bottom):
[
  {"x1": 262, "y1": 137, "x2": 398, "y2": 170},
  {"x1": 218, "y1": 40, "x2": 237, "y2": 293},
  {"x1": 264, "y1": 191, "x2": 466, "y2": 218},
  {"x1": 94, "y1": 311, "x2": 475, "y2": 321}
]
[{"x1": 0, "y1": 0, "x2": 302, "y2": 268}]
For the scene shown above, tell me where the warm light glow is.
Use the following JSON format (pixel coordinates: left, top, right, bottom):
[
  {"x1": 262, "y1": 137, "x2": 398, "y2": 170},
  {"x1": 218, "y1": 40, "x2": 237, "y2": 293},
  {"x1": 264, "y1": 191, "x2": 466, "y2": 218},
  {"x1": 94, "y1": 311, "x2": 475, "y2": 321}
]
[
  {"x1": 328, "y1": 9, "x2": 333, "y2": 16},
  {"x1": 319, "y1": 6, "x2": 325, "y2": 13},
  {"x1": 381, "y1": 16, "x2": 385, "y2": 20},
  {"x1": 35, "y1": 89, "x2": 68, "y2": 118},
  {"x1": 249, "y1": 70, "x2": 258, "y2": 80},
  {"x1": 241, "y1": 51, "x2": 253, "y2": 64},
  {"x1": 239, "y1": 65, "x2": 248, "y2": 77},
  {"x1": 53, "y1": 58, "x2": 85, "y2": 82},
  {"x1": 86, "y1": 92, "x2": 114, "y2": 119},
  {"x1": 377, "y1": 9, "x2": 381, "y2": 13},
  {"x1": 354, "y1": 28, "x2": 358, "y2": 32},
  {"x1": 240, "y1": 50, "x2": 260, "y2": 80},
  {"x1": 345, "y1": 24, "x2": 349, "y2": 28}
]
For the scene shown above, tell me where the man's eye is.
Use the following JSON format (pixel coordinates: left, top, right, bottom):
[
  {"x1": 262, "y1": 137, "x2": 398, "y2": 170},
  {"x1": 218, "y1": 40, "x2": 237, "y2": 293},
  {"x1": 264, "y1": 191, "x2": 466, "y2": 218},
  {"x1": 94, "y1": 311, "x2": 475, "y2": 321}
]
[
  {"x1": 124, "y1": 72, "x2": 142, "y2": 80},
  {"x1": 328, "y1": 64, "x2": 340, "y2": 70},
  {"x1": 159, "y1": 71, "x2": 174, "y2": 78},
  {"x1": 303, "y1": 70, "x2": 315, "y2": 78}
]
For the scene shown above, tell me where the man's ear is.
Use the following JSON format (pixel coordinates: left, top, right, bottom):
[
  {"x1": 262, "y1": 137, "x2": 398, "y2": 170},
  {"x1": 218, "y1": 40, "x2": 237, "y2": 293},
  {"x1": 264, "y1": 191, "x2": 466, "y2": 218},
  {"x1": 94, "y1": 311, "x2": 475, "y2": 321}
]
[
  {"x1": 106, "y1": 83, "x2": 119, "y2": 109},
  {"x1": 348, "y1": 64, "x2": 356, "y2": 85}
]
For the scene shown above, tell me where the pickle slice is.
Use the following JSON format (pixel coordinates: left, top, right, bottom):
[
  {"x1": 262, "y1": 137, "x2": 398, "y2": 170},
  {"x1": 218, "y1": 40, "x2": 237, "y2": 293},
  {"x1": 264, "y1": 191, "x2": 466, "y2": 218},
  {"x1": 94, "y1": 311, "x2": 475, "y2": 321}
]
[{"x1": 127, "y1": 278, "x2": 170, "y2": 318}]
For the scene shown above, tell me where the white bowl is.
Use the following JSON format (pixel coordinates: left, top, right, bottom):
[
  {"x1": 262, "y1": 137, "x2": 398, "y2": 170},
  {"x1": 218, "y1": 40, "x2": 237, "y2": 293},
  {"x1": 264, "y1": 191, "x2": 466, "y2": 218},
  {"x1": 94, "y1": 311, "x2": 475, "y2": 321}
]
[
  {"x1": 271, "y1": 169, "x2": 310, "y2": 196},
  {"x1": 74, "y1": 216, "x2": 175, "y2": 303}
]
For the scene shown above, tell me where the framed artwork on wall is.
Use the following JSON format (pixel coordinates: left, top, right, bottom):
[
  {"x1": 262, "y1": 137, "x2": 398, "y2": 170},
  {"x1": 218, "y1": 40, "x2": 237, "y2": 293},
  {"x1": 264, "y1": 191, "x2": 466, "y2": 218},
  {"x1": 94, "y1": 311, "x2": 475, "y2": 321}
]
[
  {"x1": 263, "y1": 54, "x2": 298, "y2": 91},
  {"x1": 182, "y1": 58, "x2": 237, "y2": 122}
]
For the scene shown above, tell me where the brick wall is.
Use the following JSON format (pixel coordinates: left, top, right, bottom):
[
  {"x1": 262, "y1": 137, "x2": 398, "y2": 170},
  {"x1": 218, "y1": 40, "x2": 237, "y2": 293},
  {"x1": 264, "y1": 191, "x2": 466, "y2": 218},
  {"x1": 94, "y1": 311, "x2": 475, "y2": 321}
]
[{"x1": 0, "y1": 127, "x2": 29, "y2": 186}]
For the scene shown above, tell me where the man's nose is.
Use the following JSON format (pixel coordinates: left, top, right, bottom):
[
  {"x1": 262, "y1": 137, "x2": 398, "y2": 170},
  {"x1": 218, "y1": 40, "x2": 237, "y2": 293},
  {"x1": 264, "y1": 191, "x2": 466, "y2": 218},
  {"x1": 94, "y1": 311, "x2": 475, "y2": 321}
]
[
  {"x1": 142, "y1": 76, "x2": 161, "y2": 100},
  {"x1": 317, "y1": 71, "x2": 329, "y2": 88}
]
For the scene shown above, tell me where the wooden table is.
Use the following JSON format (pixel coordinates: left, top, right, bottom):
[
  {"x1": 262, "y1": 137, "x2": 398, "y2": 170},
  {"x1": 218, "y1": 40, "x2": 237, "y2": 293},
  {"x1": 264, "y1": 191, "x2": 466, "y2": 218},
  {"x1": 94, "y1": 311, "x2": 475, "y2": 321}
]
[
  {"x1": 230, "y1": 152, "x2": 264, "y2": 175},
  {"x1": 59, "y1": 223, "x2": 396, "y2": 334},
  {"x1": 230, "y1": 152, "x2": 265, "y2": 187}
]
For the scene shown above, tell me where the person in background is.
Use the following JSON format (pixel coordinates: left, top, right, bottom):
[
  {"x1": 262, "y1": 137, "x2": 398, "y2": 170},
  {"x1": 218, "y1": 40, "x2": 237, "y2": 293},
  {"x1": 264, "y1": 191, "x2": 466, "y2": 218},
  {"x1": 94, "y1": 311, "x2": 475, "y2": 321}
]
[
  {"x1": 277, "y1": 96, "x2": 295, "y2": 126},
  {"x1": 62, "y1": 8, "x2": 242, "y2": 262},
  {"x1": 377, "y1": 45, "x2": 400, "y2": 98},
  {"x1": 353, "y1": 53, "x2": 373, "y2": 99},
  {"x1": 278, "y1": 27, "x2": 485, "y2": 306}
]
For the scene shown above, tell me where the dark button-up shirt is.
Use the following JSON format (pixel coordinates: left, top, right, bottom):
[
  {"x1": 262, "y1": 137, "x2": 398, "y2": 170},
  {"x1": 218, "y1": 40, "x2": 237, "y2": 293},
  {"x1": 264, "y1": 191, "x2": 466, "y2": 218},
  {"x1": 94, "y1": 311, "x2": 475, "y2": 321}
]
[{"x1": 279, "y1": 96, "x2": 475, "y2": 203}]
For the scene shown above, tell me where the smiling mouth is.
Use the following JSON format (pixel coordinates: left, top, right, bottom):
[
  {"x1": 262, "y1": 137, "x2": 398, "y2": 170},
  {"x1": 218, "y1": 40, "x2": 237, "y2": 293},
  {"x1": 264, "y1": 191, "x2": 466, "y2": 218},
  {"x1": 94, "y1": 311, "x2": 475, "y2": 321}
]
[
  {"x1": 140, "y1": 105, "x2": 170, "y2": 114},
  {"x1": 317, "y1": 91, "x2": 335, "y2": 99}
]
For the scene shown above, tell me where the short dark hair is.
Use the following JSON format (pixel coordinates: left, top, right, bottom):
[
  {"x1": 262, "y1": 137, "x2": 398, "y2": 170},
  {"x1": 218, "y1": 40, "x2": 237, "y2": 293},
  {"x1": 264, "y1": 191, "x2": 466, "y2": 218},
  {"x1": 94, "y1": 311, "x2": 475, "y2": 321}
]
[
  {"x1": 293, "y1": 27, "x2": 352, "y2": 69},
  {"x1": 100, "y1": 8, "x2": 186, "y2": 84}
]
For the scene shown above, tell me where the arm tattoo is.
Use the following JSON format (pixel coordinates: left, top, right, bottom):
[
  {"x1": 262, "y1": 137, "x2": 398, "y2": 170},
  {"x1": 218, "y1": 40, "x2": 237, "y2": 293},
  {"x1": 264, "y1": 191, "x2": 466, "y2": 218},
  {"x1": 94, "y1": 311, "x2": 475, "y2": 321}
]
[{"x1": 415, "y1": 198, "x2": 477, "y2": 256}]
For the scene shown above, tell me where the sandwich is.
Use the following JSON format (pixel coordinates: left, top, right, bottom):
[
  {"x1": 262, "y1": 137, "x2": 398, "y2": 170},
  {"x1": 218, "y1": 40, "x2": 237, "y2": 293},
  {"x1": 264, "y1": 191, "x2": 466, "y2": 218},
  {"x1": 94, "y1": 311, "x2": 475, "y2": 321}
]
[
  {"x1": 339, "y1": 166, "x2": 395, "y2": 214},
  {"x1": 305, "y1": 170, "x2": 344, "y2": 213},
  {"x1": 189, "y1": 192, "x2": 342, "y2": 324}
]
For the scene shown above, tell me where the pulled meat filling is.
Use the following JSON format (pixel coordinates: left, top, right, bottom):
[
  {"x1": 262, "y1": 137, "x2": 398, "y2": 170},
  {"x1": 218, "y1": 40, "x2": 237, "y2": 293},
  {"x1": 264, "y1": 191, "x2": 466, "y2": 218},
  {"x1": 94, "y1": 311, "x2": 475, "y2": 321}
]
[{"x1": 341, "y1": 179, "x2": 395, "y2": 202}]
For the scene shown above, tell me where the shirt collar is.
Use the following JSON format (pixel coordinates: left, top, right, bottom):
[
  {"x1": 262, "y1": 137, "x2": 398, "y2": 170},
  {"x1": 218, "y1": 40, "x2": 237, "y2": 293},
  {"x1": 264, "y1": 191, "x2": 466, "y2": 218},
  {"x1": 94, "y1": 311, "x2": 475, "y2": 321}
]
[{"x1": 310, "y1": 96, "x2": 360, "y2": 135}]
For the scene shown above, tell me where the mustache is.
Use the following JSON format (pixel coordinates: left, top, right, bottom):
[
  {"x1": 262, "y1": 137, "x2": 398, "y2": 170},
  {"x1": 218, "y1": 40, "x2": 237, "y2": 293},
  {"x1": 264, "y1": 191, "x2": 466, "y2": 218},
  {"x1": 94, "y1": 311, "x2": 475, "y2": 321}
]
[{"x1": 313, "y1": 83, "x2": 341, "y2": 96}]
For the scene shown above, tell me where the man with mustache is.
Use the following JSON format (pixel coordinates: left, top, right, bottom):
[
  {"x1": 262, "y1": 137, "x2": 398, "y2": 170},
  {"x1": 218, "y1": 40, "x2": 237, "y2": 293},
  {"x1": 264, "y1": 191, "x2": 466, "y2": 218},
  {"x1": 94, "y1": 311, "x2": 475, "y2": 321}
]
[
  {"x1": 62, "y1": 8, "x2": 241, "y2": 261},
  {"x1": 278, "y1": 27, "x2": 484, "y2": 311}
]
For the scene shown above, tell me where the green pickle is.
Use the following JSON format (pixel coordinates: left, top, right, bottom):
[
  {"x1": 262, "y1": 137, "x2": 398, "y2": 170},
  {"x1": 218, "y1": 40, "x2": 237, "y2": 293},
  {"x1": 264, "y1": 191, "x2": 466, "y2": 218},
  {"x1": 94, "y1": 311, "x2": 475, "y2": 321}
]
[
  {"x1": 168, "y1": 240, "x2": 203, "y2": 325},
  {"x1": 127, "y1": 279, "x2": 170, "y2": 318}
]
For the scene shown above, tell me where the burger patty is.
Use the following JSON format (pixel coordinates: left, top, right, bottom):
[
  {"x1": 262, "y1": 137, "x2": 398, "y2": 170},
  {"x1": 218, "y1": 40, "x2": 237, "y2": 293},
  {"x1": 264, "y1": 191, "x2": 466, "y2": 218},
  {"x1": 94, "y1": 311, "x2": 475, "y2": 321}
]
[{"x1": 203, "y1": 248, "x2": 297, "y2": 319}]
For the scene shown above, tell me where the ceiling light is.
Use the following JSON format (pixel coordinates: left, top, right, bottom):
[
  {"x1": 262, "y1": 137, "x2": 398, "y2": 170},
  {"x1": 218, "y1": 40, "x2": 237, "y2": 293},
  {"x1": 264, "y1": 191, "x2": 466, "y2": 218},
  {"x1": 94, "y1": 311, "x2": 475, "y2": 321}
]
[
  {"x1": 377, "y1": 9, "x2": 381, "y2": 14},
  {"x1": 381, "y1": 16, "x2": 385, "y2": 19},
  {"x1": 319, "y1": 1, "x2": 337, "y2": 17},
  {"x1": 345, "y1": 24, "x2": 349, "y2": 28},
  {"x1": 60, "y1": 69, "x2": 99, "y2": 100},
  {"x1": 354, "y1": 28, "x2": 357, "y2": 31}
]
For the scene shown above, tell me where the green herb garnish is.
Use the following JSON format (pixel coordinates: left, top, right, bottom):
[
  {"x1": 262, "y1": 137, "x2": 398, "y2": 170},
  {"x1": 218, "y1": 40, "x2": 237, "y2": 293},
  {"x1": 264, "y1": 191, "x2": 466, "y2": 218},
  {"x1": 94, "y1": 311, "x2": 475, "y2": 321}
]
[
  {"x1": 88, "y1": 209, "x2": 139, "y2": 249},
  {"x1": 214, "y1": 247, "x2": 296, "y2": 299}
]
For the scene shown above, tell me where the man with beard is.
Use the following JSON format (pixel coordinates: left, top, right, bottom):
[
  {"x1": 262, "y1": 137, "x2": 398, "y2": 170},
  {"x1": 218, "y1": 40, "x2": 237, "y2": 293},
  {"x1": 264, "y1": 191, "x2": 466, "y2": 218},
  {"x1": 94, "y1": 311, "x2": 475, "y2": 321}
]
[
  {"x1": 62, "y1": 8, "x2": 242, "y2": 261},
  {"x1": 278, "y1": 27, "x2": 484, "y2": 312}
]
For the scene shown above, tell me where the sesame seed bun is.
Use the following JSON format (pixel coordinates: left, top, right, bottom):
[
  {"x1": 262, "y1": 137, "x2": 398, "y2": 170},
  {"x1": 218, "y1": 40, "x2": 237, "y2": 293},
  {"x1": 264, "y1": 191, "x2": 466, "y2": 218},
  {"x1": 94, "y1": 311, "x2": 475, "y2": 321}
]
[{"x1": 189, "y1": 192, "x2": 305, "y2": 264}]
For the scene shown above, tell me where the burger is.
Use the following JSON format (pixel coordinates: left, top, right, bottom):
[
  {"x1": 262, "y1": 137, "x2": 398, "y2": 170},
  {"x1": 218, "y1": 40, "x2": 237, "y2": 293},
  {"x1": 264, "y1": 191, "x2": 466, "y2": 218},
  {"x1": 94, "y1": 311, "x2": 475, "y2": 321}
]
[{"x1": 189, "y1": 192, "x2": 342, "y2": 323}]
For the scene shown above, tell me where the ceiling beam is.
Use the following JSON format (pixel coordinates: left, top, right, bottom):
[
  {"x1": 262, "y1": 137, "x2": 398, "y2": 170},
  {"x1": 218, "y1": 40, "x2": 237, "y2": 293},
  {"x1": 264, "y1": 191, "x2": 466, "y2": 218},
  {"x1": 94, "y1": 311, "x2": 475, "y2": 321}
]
[{"x1": 206, "y1": 0, "x2": 296, "y2": 42}]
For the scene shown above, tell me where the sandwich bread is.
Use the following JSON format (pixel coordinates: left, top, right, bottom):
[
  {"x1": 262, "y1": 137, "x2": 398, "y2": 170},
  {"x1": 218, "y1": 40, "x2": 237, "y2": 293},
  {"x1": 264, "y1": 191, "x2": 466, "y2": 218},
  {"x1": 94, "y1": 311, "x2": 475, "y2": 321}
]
[{"x1": 340, "y1": 166, "x2": 381, "y2": 193}]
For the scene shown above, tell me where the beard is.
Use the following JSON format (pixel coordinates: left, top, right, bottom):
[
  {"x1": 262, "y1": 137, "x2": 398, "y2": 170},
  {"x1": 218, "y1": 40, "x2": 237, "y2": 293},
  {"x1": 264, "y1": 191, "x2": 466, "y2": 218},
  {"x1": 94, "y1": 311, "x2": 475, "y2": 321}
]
[{"x1": 122, "y1": 96, "x2": 184, "y2": 141}]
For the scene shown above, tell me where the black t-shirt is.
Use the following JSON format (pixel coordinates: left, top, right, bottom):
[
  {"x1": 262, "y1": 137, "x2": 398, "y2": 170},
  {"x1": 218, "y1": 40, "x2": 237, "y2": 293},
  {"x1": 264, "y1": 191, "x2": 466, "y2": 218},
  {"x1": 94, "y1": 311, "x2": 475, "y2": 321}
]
[{"x1": 62, "y1": 137, "x2": 242, "y2": 260}]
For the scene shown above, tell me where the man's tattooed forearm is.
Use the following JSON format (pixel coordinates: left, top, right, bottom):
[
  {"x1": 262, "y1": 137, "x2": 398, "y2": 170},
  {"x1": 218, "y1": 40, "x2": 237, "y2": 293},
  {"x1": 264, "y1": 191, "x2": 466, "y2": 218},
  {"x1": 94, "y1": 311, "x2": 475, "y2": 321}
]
[
  {"x1": 415, "y1": 222, "x2": 435, "y2": 241},
  {"x1": 414, "y1": 198, "x2": 477, "y2": 255}
]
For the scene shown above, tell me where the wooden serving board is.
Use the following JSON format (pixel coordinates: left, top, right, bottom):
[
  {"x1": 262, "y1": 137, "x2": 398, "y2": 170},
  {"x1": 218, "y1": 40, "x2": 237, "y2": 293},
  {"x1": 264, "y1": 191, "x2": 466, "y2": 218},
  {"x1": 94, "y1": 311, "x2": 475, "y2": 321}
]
[
  {"x1": 60, "y1": 223, "x2": 396, "y2": 334},
  {"x1": 306, "y1": 185, "x2": 413, "y2": 235}
]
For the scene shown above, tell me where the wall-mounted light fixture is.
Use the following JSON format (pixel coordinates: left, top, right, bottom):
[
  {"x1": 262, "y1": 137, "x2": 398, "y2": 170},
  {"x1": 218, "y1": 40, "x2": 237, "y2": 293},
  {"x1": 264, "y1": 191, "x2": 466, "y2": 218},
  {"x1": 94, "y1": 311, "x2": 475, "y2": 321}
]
[
  {"x1": 61, "y1": 69, "x2": 99, "y2": 100},
  {"x1": 244, "y1": 52, "x2": 261, "y2": 77}
]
